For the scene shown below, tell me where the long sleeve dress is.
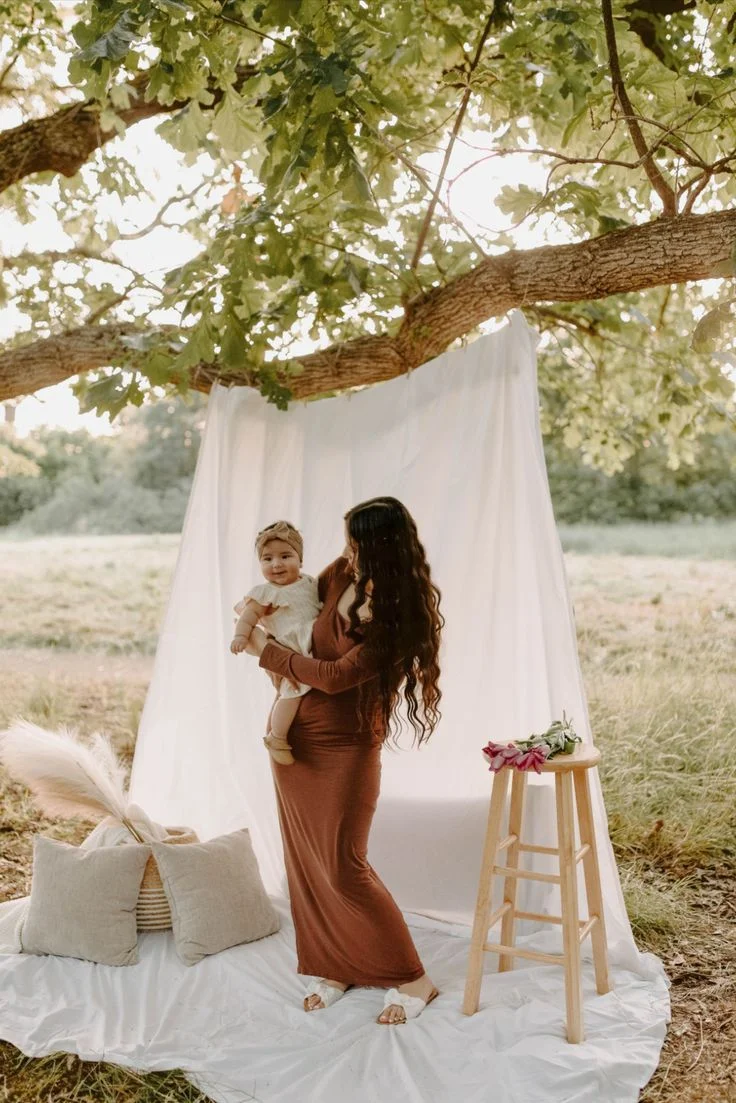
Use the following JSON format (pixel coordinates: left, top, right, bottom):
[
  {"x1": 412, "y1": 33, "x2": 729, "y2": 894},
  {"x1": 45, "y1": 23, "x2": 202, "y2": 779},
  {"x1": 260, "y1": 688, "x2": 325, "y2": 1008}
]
[{"x1": 257, "y1": 555, "x2": 426, "y2": 987}]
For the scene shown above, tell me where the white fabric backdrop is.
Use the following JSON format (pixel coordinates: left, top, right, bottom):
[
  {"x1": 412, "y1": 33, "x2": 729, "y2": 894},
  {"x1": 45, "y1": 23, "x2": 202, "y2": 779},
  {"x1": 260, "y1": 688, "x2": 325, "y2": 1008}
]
[
  {"x1": 0, "y1": 311, "x2": 670, "y2": 1102},
  {"x1": 129, "y1": 309, "x2": 640, "y2": 970}
]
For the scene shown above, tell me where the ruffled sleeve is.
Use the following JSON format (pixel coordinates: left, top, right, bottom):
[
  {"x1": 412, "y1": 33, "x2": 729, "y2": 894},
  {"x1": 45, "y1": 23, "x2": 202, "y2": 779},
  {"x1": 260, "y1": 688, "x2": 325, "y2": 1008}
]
[{"x1": 244, "y1": 581, "x2": 290, "y2": 608}]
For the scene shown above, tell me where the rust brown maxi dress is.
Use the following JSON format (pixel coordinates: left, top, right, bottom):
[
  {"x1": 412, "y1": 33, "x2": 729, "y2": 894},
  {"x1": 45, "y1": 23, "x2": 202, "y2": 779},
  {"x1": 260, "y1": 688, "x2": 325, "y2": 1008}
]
[{"x1": 257, "y1": 554, "x2": 426, "y2": 987}]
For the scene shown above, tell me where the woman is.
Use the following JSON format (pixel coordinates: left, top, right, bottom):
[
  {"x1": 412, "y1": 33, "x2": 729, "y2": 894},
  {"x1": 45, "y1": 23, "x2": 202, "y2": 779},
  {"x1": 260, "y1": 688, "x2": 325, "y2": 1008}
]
[{"x1": 244, "y1": 495, "x2": 444, "y2": 1025}]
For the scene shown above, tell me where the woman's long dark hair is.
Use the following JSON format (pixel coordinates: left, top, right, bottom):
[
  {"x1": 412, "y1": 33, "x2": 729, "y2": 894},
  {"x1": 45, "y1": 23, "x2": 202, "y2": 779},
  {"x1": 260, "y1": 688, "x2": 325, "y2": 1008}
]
[{"x1": 344, "y1": 496, "x2": 444, "y2": 749}]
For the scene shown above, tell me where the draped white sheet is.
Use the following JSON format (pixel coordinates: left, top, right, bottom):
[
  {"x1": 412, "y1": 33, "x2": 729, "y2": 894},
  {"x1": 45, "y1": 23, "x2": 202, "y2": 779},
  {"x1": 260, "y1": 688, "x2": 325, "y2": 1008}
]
[{"x1": 0, "y1": 311, "x2": 669, "y2": 1102}]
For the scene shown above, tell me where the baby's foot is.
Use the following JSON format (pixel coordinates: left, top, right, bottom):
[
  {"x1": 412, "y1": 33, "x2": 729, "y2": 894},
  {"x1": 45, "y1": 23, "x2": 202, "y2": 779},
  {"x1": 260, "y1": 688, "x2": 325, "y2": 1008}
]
[{"x1": 263, "y1": 732, "x2": 295, "y2": 765}]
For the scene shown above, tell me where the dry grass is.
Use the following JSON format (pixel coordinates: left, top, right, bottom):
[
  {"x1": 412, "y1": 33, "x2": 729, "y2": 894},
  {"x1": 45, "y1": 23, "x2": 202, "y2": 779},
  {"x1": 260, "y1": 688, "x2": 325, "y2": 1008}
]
[
  {"x1": 1, "y1": 532, "x2": 735, "y2": 1102},
  {"x1": 559, "y1": 519, "x2": 736, "y2": 559},
  {"x1": 568, "y1": 552, "x2": 736, "y2": 1103},
  {"x1": 0, "y1": 535, "x2": 179, "y2": 654}
]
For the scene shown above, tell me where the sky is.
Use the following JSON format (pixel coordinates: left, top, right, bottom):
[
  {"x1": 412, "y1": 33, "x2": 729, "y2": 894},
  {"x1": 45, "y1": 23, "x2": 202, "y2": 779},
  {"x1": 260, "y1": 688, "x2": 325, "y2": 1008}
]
[{"x1": 1, "y1": 51, "x2": 557, "y2": 439}]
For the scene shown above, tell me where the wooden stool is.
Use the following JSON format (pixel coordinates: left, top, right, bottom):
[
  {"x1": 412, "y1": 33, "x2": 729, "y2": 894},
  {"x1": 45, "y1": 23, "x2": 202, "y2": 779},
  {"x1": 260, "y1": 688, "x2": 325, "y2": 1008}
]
[{"x1": 462, "y1": 745, "x2": 611, "y2": 1043}]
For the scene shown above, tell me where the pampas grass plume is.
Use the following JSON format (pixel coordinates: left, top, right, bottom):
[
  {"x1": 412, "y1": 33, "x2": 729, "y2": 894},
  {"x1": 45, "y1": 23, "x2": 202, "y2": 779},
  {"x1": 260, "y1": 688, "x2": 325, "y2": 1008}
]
[{"x1": 0, "y1": 718, "x2": 149, "y2": 842}]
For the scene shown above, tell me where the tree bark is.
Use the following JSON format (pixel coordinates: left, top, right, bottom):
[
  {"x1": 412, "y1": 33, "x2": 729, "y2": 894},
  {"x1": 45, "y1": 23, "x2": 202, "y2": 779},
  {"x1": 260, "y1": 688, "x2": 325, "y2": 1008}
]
[
  {"x1": 1, "y1": 208, "x2": 734, "y2": 404},
  {"x1": 0, "y1": 66, "x2": 257, "y2": 194}
]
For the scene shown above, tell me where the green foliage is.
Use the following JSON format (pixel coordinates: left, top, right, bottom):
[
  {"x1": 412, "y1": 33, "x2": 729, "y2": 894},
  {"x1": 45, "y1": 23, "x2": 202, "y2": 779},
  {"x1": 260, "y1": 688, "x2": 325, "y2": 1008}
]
[
  {"x1": 15, "y1": 472, "x2": 191, "y2": 535},
  {"x1": 0, "y1": 473, "x2": 51, "y2": 526},
  {"x1": 532, "y1": 286, "x2": 736, "y2": 470},
  {"x1": 545, "y1": 428, "x2": 736, "y2": 523},
  {"x1": 122, "y1": 395, "x2": 204, "y2": 489},
  {"x1": 4, "y1": 391, "x2": 736, "y2": 533},
  {"x1": 0, "y1": 395, "x2": 206, "y2": 532},
  {"x1": 3, "y1": 0, "x2": 736, "y2": 463}
]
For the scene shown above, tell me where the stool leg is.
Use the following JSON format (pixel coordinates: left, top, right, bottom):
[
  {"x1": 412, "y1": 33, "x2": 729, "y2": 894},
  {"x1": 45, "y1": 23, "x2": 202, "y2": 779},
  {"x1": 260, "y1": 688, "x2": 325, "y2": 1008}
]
[
  {"x1": 555, "y1": 771, "x2": 583, "y2": 1043},
  {"x1": 498, "y1": 770, "x2": 526, "y2": 972},
  {"x1": 463, "y1": 768, "x2": 510, "y2": 1015},
  {"x1": 573, "y1": 767, "x2": 611, "y2": 995}
]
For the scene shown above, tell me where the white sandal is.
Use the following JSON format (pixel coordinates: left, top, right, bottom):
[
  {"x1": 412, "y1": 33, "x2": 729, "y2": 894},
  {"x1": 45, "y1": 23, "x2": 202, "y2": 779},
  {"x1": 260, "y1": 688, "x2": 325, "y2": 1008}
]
[
  {"x1": 377, "y1": 985, "x2": 440, "y2": 1024},
  {"x1": 303, "y1": 977, "x2": 349, "y2": 1010}
]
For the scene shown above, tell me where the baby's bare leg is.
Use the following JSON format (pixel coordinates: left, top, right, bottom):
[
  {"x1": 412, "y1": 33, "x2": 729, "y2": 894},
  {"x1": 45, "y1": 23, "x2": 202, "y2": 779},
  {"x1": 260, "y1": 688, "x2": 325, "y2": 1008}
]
[
  {"x1": 270, "y1": 696, "x2": 300, "y2": 741},
  {"x1": 263, "y1": 695, "x2": 301, "y2": 766}
]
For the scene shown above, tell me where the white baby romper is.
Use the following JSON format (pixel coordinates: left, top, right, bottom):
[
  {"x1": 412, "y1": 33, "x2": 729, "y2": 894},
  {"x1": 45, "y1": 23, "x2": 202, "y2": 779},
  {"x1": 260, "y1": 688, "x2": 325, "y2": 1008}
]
[{"x1": 243, "y1": 573, "x2": 323, "y2": 699}]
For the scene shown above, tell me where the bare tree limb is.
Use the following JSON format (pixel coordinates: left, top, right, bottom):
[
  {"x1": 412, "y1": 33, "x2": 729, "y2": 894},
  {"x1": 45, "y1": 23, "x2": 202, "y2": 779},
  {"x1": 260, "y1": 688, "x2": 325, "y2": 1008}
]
[
  {"x1": 4, "y1": 247, "x2": 163, "y2": 294},
  {"x1": 367, "y1": 126, "x2": 488, "y2": 260},
  {"x1": 117, "y1": 179, "x2": 214, "y2": 240},
  {"x1": 0, "y1": 64, "x2": 258, "y2": 194},
  {"x1": 681, "y1": 170, "x2": 713, "y2": 215},
  {"x1": 409, "y1": 9, "x2": 496, "y2": 270},
  {"x1": 601, "y1": 0, "x2": 678, "y2": 216},
  {"x1": 1, "y1": 209, "x2": 734, "y2": 404}
]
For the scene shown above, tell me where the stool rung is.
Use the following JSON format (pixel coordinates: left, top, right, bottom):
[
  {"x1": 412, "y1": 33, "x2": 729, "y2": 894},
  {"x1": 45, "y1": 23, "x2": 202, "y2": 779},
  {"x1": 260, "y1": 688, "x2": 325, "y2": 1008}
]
[
  {"x1": 483, "y1": 941, "x2": 565, "y2": 966},
  {"x1": 578, "y1": 915, "x2": 599, "y2": 942},
  {"x1": 495, "y1": 833, "x2": 518, "y2": 852},
  {"x1": 515, "y1": 910, "x2": 591, "y2": 929},
  {"x1": 486, "y1": 901, "x2": 513, "y2": 929},
  {"x1": 492, "y1": 864, "x2": 560, "y2": 884},
  {"x1": 509, "y1": 844, "x2": 590, "y2": 860}
]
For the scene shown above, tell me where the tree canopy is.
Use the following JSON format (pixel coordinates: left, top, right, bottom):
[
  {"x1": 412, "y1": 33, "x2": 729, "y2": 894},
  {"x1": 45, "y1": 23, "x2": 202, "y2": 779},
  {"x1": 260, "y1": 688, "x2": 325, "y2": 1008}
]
[{"x1": 1, "y1": 0, "x2": 735, "y2": 468}]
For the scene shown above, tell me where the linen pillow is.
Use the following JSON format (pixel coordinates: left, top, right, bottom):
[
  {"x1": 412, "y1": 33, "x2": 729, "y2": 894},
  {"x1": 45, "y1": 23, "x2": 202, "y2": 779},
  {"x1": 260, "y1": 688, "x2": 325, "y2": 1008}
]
[
  {"x1": 20, "y1": 834, "x2": 150, "y2": 966},
  {"x1": 151, "y1": 827, "x2": 280, "y2": 966}
]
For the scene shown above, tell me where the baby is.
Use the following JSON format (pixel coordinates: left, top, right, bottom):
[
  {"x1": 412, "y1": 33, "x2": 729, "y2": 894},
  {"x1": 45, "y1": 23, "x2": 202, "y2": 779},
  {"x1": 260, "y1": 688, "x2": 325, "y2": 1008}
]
[{"x1": 230, "y1": 520, "x2": 322, "y2": 765}]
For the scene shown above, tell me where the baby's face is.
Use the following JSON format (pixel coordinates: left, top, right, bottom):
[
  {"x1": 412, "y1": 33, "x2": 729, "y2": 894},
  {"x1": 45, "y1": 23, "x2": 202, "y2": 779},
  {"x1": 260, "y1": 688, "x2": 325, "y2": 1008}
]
[{"x1": 259, "y1": 539, "x2": 301, "y2": 585}]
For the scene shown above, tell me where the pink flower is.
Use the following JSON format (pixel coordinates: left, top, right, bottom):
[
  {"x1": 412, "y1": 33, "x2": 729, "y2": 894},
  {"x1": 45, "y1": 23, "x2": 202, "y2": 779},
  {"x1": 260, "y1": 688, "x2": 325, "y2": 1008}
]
[
  {"x1": 515, "y1": 745, "x2": 550, "y2": 773},
  {"x1": 482, "y1": 741, "x2": 522, "y2": 772}
]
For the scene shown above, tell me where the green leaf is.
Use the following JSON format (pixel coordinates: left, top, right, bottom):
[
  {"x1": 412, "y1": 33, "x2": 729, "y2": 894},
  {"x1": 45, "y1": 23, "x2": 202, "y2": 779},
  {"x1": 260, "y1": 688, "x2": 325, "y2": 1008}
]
[
  {"x1": 160, "y1": 99, "x2": 210, "y2": 152},
  {"x1": 74, "y1": 12, "x2": 139, "y2": 62},
  {"x1": 212, "y1": 89, "x2": 257, "y2": 156},
  {"x1": 343, "y1": 159, "x2": 371, "y2": 203},
  {"x1": 343, "y1": 204, "x2": 386, "y2": 226},
  {"x1": 542, "y1": 8, "x2": 579, "y2": 23},
  {"x1": 78, "y1": 372, "x2": 142, "y2": 419},
  {"x1": 220, "y1": 313, "x2": 247, "y2": 371},
  {"x1": 692, "y1": 301, "x2": 736, "y2": 353},
  {"x1": 327, "y1": 60, "x2": 350, "y2": 95}
]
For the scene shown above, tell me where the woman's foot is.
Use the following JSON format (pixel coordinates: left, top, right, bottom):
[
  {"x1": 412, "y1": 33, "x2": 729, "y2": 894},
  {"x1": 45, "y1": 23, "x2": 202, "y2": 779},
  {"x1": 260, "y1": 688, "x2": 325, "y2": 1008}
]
[
  {"x1": 303, "y1": 978, "x2": 349, "y2": 1011},
  {"x1": 377, "y1": 974, "x2": 439, "y2": 1024},
  {"x1": 263, "y1": 732, "x2": 295, "y2": 765}
]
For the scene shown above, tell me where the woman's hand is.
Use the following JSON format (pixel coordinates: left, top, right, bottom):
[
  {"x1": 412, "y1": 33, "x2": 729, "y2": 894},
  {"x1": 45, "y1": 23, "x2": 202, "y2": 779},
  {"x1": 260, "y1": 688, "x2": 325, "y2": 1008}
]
[{"x1": 246, "y1": 627, "x2": 301, "y2": 691}]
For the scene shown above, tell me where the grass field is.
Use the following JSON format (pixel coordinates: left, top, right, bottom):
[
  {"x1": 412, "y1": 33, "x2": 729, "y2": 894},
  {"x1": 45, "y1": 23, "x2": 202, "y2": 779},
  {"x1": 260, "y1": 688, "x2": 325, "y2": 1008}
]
[
  {"x1": 1, "y1": 526, "x2": 735, "y2": 1102},
  {"x1": 558, "y1": 518, "x2": 736, "y2": 559}
]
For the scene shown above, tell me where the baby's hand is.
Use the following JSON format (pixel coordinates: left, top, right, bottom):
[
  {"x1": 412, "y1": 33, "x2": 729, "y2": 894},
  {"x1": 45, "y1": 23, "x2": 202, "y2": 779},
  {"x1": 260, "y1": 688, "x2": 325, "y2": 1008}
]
[{"x1": 230, "y1": 634, "x2": 250, "y2": 654}]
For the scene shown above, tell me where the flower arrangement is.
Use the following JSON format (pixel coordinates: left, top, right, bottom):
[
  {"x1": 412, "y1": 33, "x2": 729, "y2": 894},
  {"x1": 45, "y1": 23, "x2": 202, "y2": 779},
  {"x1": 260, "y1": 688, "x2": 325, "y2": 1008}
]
[{"x1": 481, "y1": 713, "x2": 580, "y2": 774}]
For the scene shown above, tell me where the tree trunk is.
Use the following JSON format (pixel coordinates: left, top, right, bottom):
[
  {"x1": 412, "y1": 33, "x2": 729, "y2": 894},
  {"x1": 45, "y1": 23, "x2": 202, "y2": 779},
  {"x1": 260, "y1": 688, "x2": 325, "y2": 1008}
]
[{"x1": 1, "y1": 209, "x2": 734, "y2": 404}]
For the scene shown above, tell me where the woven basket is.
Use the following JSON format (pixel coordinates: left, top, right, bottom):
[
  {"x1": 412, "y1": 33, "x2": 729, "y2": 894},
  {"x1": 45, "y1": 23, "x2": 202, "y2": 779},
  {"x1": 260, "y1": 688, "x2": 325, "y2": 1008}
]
[{"x1": 136, "y1": 825, "x2": 199, "y2": 931}]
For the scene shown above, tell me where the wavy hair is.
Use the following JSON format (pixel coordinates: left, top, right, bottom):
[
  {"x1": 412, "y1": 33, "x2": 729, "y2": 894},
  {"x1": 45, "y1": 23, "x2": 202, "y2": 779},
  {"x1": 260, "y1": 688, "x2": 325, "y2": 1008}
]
[{"x1": 344, "y1": 496, "x2": 444, "y2": 749}]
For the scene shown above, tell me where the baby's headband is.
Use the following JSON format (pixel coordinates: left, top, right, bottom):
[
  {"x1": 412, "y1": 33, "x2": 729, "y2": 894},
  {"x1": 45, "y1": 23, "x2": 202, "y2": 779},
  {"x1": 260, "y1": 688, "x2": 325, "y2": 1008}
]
[{"x1": 255, "y1": 520, "x2": 304, "y2": 561}]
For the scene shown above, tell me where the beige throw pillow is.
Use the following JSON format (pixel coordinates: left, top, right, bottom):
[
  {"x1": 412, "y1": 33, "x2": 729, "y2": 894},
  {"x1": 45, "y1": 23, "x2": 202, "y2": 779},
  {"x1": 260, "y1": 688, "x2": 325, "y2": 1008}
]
[
  {"x1": 151, "y1": 827, "x2": 280, "y2": 966},
  {"x1": 20, "y1": 835, "x2": 150, "y2": 966}
]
